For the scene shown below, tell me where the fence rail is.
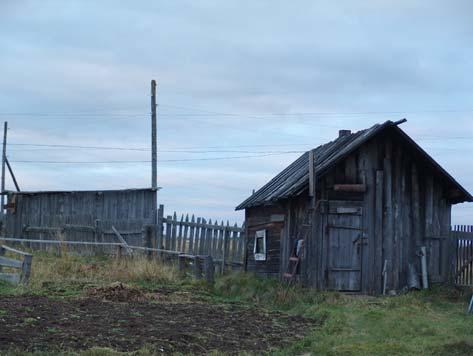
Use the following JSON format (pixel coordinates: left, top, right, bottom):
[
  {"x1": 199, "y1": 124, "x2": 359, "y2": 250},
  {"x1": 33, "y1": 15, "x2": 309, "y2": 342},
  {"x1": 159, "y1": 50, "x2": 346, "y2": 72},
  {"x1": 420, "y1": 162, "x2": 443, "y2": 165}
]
[
  {"x1": 0, "y1": 245, "x2": 32, "y2": 285},
  {"x1": 453, "y1": 225, "x2": 473, "y2": 287}
]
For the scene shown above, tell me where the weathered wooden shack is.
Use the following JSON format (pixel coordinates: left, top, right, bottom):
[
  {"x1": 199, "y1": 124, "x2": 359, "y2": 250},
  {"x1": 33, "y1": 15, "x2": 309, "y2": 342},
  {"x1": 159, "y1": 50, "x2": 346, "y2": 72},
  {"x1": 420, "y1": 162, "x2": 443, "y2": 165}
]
[
  {"x1": 236, "y1": 120, "x2": 473, "y2": 295},
  {"x1": 4, "y1": 188, "x2": 157, "y2": 247}
]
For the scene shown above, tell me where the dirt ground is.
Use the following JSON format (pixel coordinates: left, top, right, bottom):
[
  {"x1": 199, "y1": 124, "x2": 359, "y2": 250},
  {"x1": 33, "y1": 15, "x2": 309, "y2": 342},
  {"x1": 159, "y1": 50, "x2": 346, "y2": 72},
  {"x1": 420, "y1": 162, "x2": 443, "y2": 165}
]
[{"x1": 0, "y1": 285, "x2": 318, "y2": 354}]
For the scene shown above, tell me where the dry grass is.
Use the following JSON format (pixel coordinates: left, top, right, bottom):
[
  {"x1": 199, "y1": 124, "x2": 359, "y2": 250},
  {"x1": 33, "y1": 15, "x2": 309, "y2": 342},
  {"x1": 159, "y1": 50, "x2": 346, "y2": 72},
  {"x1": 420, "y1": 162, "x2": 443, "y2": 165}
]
[{"x1": 26, "y1": 251, "x2": 179, "y2": 291}]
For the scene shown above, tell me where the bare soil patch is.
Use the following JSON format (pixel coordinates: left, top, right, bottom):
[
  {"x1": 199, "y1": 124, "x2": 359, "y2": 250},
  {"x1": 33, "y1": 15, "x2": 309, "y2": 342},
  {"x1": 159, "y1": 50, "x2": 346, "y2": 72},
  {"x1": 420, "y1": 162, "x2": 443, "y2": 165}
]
[
  {"x1": 85, "y1": 282, "x2": 151, "y2": 302},
  {"x1": 0, "y1": 290, "x2": 318, "y2": 354}
]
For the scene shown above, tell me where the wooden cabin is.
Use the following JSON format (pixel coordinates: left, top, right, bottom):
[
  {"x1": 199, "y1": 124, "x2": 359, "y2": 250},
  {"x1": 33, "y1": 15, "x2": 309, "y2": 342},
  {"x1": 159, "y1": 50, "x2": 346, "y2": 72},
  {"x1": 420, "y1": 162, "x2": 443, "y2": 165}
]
[{"x1": 236, "y1": 120, "x2": 473, "y2": 295}]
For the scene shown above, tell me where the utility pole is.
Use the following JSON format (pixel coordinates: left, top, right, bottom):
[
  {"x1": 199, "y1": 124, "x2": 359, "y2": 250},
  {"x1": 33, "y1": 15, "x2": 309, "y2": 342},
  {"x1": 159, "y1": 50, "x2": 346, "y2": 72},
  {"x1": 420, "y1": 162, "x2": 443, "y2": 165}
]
[
  {"x1": 1, "y1": 121, "x2": 7, "y2": 214},
  {"x1": 151, "y1": 80, "x2": 157, "y2": 190},
  {"x1": 151, "y1": 80, "x2": 158, "y2": 229}
]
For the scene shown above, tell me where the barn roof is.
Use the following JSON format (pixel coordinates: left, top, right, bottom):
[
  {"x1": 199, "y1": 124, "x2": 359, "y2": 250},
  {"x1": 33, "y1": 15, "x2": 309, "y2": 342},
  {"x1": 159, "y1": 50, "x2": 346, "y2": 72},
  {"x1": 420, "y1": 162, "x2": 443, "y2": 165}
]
[
  {"x1": 4, "y1": 187, "x2": 159, "y2": 195},
  {"x1": 236, "y1": 120, "x2": 473, "y2": 210}
]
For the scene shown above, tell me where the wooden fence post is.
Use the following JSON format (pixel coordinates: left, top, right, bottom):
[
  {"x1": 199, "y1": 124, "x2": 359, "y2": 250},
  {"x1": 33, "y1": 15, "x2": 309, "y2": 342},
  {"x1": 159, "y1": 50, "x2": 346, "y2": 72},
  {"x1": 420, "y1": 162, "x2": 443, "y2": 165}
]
[
  {"x1": 448, "y1": 227, "x2": 456, "y2": 286},
  {"x1": 204, "y1": 255, "x2": 214, "y2": 283},
  {"x1": 156, "y1": 205, "x2": 164, "y2": 258},
  {"x1": 0, "y1": 245, "x2": 4, "y2": 273},
  {"x1": 194, "y1": 256, "x2": 202, "y2": 280},
  {"x1": 171, "y1": 212, "x2": 177, "y2": 251},
  {"x1": 221, "y1": 224, "x2": 227, "y2": 274},
  {"x1": 165, "y1": 215, "x2": 172, "y2": 252},
  {"x1": 178, "y1": 254, "x2": 186, "y2": 274},
  {"x1": 182, "y1": 214, "x2": 189, "y2": 254},
  {"x1": 20, "y1": 254, "x2": 32, "y2": 284},
  {"x1": 142, "y1": 225, "x2": 153, "y2": 259}
]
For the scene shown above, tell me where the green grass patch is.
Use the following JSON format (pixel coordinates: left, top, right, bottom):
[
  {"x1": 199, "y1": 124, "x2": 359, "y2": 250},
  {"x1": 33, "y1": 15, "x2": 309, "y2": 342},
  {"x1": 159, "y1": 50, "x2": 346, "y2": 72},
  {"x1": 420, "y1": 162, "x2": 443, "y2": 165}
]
[{"x1": 210, "y1": 273, "x2": 473, "y2": 355}]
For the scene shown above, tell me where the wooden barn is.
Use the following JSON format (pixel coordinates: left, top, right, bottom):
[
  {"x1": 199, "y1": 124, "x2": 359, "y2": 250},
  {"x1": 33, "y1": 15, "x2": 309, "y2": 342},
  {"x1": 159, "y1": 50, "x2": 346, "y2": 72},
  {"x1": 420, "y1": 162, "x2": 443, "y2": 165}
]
[
  {"x1": 236, "y1": 120, "x2": 473, "y2": 295},
  {"x1": 3, "y1": 188, "x2": 157, "y2": 247}
]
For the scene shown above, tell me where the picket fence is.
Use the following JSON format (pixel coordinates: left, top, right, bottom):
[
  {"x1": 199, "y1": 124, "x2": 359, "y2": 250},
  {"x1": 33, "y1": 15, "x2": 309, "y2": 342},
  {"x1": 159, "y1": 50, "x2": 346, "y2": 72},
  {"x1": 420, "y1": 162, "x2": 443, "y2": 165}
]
[
  {"x1": 155, "y1": 205, "x2": 245, "y2": 267},
  {"x1": 452, "y1": 225, "x2": 473, "y2": 287}
]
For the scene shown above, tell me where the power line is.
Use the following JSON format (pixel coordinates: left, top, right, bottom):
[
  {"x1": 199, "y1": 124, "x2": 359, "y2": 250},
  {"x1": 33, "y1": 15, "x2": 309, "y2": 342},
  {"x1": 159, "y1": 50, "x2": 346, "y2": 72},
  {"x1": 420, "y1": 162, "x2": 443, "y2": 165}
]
[
  {"x1": 6, "y1": 136, "x2": 472, "y2": 152},
  {"x1": 3, "y1": 105, "x2": 473, "y2": 121},
  {"x1": 9, "y1": 151, "x2": 305, "y2": 164},
  {"x1": 158, "y1": 104, "x2": 473, "y2": 116},
  {"x1": 8, "y1": 143, "x2": 150, "y2": 151}
]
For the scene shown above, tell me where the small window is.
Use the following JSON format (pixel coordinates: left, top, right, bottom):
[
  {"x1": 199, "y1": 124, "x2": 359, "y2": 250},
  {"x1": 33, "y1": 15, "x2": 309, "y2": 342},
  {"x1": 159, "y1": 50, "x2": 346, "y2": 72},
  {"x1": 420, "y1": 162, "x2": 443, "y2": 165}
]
[{"x1": 254, "y1": 230, "x2": 266, "y2": 261}]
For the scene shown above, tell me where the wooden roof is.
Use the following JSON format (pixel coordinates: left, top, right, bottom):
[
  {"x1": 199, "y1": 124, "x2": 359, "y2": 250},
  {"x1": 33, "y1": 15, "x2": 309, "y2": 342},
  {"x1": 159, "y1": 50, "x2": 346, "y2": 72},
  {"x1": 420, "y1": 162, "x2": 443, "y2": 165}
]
[
  {"x1": 236, "y1": 120, "x2": 473, "y2": 210},
  {"x1": 4, "y1": 187, "x2": 159, "y2": 195}
]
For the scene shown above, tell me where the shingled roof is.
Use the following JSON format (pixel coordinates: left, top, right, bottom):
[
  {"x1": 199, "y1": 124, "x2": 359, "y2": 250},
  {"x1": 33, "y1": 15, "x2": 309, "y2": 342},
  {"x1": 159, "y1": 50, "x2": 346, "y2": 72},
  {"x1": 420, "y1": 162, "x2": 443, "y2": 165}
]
[{"x1": 236, "y1": 120, "x2": 473, "y2": 210}]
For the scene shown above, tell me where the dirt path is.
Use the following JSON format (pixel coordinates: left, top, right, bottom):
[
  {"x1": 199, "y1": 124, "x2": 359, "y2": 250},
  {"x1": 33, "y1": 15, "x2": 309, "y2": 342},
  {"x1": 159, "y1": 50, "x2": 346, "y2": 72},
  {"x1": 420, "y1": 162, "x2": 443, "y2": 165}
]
[{"x1": 0, "y1": 288, "x2": 317, "y2": 354}]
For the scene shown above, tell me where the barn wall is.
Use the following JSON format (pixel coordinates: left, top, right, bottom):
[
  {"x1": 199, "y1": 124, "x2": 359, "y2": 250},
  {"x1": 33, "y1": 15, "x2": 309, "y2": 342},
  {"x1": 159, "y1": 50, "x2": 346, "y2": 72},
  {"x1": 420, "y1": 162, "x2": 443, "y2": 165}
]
[
  {"x1": 245, "y1": 205, "x2": 286, "y2": 277},
  {"x1": 379, "y1": 132, "x2": 454, "y2": 292},
  {"x1": 5, "y1": 189, "x2": 156, "y2": 246}
]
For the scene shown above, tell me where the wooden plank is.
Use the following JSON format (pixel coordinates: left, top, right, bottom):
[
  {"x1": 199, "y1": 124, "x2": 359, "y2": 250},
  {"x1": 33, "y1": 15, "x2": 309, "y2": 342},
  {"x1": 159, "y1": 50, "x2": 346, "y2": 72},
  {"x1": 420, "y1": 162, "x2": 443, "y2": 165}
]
[
  {"x1": 229, "y1": 223, "x2": 237, "y2": 264},
  {"x1": 217, "y1": 221, "x2": 224, "y2": 259},
  {"x1": 194, "y1": 217, "x2": 202, "y2": 255},
  {"x1": 309, "y1": 150, "x2": 315, "y2": 197},
  {"x1": 156, "y1": 205, "x2": 164, "y2": 255},
  {"x1": 221, "y1": 223, "x2": 227, "y2": 273},
  {"x1": 231, "y1": 221, "x2": 238, "y2": 262},
  {"x1": 111, "y1": 226, "x2": 133, "y2": 255},
  {"x1": 188, "y1": 215, "x2": 196, "y2": 254},
  {"x1": 165, "y1": 215, "x2": 172, "y2": 251},
  {"x1": 392, "y1": 144, "x2": 401, "y2": 291},
  {"x1": 318, "y1": 180, "x2": 328, "y2": 290},
  {"x1": 375, "y1": 171, "x2": 384, "y2": 294},
  {"x1": 235, "y1": 223, "x2": 243, "y2": 262},
  {"x1": 411, "y1": 163, "x2": 422, "y2": 250},
  {"x1": 334, "y1": 184, "x2": 366, "y2": 193},
  {"x1": 171, "y1": 212, "x2": 177, "y2": 251},
  {"x1": 20, "y1": 254, "x2": 32, "y2": 284},
  {"x1": 0, "y1": 256, "x2": 22, "y2": 269},
  {"x1": 362, "y1": 144, "x2": 376, "y2": 294},
  {"x1": 198, "y1": 218, "x2": 206, "y2": 255},
  {"x1": 0, "y1": 246, "x2": 4, "y2": 273},
  {"x1": 177, "y1": 214, "x2": 184, "y2": 252},
  {"x1": 335, "y1": 207, "x2": 362, "y2": 215},
  {"x1": 5, "y1": 157, "x2": 20, "y2": 192},
  {"x1": 1, "y1": 244, "x2": 32, "y2": 256},
  {"x1": 383, "y1": 139, "x2": 394, "y2": 292},
  {"x1": 211, "y1": 221, "x2": 219, "y2": 257},
  {"x1": 205, "y1": 219, "x2": 213, "y2": 255},
  {"x1": 270, "y1": 214, "x2": 285, "y2": 222},
  {"x1": 0, "y1": 272, "x2": 19, "y2": 284},
  {"x1": 182, "y1": 214, "x2": 190, "y2": 254},
  {"x1": 203, "y1": 256, "x2": 214, "y2": 283}
]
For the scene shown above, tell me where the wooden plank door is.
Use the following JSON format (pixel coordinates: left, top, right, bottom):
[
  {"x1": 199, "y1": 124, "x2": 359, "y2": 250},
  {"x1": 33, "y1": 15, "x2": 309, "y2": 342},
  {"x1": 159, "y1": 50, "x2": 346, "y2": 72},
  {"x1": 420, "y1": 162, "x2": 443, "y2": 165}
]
[{"x1": 327, "y1": 202, "x2": 364, "y2": 291}]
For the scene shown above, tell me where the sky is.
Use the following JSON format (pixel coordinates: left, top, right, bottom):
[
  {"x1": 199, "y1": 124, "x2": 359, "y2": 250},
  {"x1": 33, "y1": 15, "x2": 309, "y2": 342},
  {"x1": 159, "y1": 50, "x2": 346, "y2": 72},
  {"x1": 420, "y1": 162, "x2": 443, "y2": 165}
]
[{"x1": 0, "y1": 1, "x2": 472, "y2": 225}]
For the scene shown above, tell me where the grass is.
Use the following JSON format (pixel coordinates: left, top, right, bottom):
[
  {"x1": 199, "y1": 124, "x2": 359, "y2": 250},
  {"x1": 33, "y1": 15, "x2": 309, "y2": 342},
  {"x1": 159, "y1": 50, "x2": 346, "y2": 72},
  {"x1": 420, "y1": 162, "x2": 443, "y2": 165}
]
[
  {"x1": 1, "y1": 251, "x2": 473, "y2": 355},
  {"x1": 0, "y1": 251, "x2": 179, "y2": 297},
  {"x1": 212, "y1": 273, "x2": 473, "y2": 355}
]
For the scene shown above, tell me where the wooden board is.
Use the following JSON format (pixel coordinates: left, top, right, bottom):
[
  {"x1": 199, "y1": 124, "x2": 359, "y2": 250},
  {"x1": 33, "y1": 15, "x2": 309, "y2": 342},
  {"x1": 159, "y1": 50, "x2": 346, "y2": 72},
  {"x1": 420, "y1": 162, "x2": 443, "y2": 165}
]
[
  {"x1": 0, "y1": 272, "x2": 20, "y2": 284},
  {"x1": 0, "y1": 256, "x2": 22, "y2": 269}
]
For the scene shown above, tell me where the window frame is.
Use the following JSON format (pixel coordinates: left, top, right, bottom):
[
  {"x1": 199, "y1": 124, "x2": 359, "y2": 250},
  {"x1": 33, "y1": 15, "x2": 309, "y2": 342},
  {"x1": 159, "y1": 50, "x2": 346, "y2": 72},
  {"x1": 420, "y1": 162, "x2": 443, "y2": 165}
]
[{"x1": 253, "y1": 229, "x2": 267, "y2": 261}]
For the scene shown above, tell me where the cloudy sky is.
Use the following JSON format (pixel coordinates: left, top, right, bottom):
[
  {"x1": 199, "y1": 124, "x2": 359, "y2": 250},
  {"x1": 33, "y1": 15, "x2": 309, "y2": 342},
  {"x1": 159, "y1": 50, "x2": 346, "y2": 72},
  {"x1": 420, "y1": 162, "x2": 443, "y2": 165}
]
[{"x1": 0, "y1": 1, "x2": 472, "y2": 224}]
